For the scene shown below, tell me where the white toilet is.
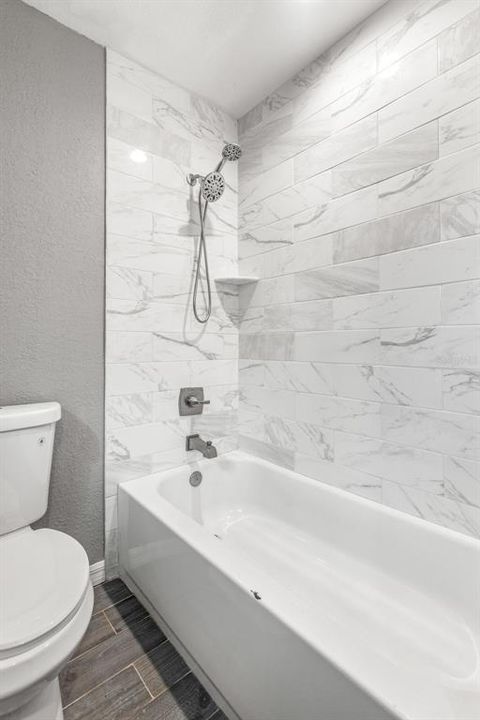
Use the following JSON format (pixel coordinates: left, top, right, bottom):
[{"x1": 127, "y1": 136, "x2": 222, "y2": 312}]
[{"x1": 0, "y1": 403, "x2": 93, "y2": 720}]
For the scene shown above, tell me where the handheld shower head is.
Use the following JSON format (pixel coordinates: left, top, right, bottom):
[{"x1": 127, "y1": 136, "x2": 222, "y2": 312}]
[
  {"x1": 222, "y1": 143, "x2": 242, "y2": 161},
  {"x1": 201, "y1": 171, "x2": 225, "y2": 202}
]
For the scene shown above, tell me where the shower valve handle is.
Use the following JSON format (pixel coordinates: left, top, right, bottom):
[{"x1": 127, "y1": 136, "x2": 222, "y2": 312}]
[{"x1": 186, "y1": 395, "x2": 210, "y2": 407}]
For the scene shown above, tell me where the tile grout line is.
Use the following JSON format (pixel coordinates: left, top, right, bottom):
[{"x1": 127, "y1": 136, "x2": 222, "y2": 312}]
[
  {"x1": 62, "y1": 665, "x2": 134, "y2": 710},
  {"x1": 132, "y1": 664, "x2": 155, "y2": 701},
  {"x1": 103, "y1": 609, "x2": 118, "y2": 635}
]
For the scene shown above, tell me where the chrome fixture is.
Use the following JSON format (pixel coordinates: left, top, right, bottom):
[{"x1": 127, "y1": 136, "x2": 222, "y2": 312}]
[
  {"x1": 186, "y1": 142, "x2": 242, "y2": 324},
  {"x1": 178, "y1": 387, "x2": 210, "y2": 416},
  {"x1": 189, "y1": 471, "x2": 203, "y2": 487},
  {"x1": 186, "y1": 434, "x2": 218, "y2": 459}
]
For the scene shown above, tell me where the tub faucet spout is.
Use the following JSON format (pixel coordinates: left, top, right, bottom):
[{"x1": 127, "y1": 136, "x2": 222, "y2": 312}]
[{"x1": 186, "y1": 434, "x2": 218, "y2": 459}]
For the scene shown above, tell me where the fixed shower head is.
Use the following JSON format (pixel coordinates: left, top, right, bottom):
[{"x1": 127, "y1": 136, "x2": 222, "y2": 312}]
[
  {"x1": 201, "y1": 171, "x2": 225, "y2": 202},
  {"x1": 222, "y1": 143, "x2": 242, "y2": 161}
]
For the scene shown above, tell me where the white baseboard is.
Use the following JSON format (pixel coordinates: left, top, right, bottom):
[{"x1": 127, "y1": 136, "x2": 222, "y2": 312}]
[{"x1": 89, "y1": 560, "x2": 105, "y2": 586}]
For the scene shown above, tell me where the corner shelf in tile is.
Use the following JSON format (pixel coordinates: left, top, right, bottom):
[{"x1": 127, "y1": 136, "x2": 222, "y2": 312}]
[{"x1": 214, "y1": 276, "x2": 259, "y2": 286}]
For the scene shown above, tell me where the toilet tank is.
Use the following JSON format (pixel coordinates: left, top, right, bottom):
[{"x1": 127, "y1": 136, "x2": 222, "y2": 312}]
[{"x1": 0, "y1": 402, "x2": 61, "y2": 535}]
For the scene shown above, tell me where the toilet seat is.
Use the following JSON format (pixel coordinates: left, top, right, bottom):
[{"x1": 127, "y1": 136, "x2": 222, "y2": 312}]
[{"x1": 0, "y1": 528, "x2": 90, "y2": 656}]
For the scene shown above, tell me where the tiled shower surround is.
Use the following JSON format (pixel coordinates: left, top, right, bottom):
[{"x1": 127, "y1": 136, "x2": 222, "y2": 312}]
[
  {"x1": 105, "y1": 50, "x2": 239, "y2": 574},
  {"x1": 106, "y1": 0, "x2": 480, "y2": 574},
  {"x1": 238, "y1": 0, "x2": 480, "y2": 536}
]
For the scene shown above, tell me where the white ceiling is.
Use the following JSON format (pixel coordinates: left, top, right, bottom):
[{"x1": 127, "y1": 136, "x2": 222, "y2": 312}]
[{"x1": 24, "y1": 0, "x2": 387, "y2": 118}]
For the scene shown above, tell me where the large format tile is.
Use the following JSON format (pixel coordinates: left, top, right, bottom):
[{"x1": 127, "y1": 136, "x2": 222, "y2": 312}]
[
  {"x1": 330, "y1": 41, "x2": 437, "y2": 132},
  {"x1": 378, "y1": 146, "x2": 480, "y2": 216},
  {"x1": 60, "y1": 616, "x2": 166, "y2": 706},
  {"x1": 438, "y1": 7, "x2": 480, "y2": 73},
  {"x1": 93, "y1": 579, "x2": 132, "y2": 615},
  {"x1": 294, "y1": 114, "x2": 377, "y2": 184},
  {"x1": 379, "y1": 236, "x2": 480, "y2": 290},
  {"x1": 333, "y1": 123, "x2": 438, "y2": 197},
  {"x1": 135, "y1": 641, "x2": 190, "y2": 698},
  {"x1": 295, "y1": 257, "x2": 379, "y2": 301},
  {"x1": 376, "y1": 0, "x2": 479, "y2": 69},
  {"x1": 380, "y1": 326, "x2": 480, "y2": 370},
  {"x1": 64, "y1": 666, "x2": 150, "y2": 720},
  {"x1": 382, "y1": 481, "x2": 480, "y2": 539},
  {"x1": 378, "y1": 55, "x2": 480, "y2": 143},
  {"x1": 135, "y1": 673, "x2": 217, "y2": 720},
  {"x1": 333, "y1": 286, "x2": 441, "y2": 330},
  {"x1": 333, "y1": 203, "x2": 440, "y2": 263}
]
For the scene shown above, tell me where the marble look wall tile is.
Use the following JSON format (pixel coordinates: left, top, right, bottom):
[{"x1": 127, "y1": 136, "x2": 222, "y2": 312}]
[
  {"x1": 239, "y1": 435, "x2": 295, "y2": 470},
  {"x1": 152, "y1": 390, "x2": 180, "y2": 421},
  {"x1": 240, "y1": 171, "x2": 332, "y2": 230},
  {"x1": 106, "y1": 362, "x2": 190, "y2": 396},
  {"x1": 239, "y1": 360, "x2": 265, "y2": 386},
  {"x1": 381, "y1": 405, "x2": 480, "y2": 460},
  {"x1": 294, "y1": 185, "x2": 378, "y2": 242},
  {"x1": 441, "y1": 279, "x2": 480, "y2": 324},
  {"x1": 380, "y1": 326, "x2": 480, "y2": 369},
  {"x1": 438, "y1": 7, "x2": 480, "y2": 73},
  {"x1": 333, "y1": 123, "x2": 438, "y2": 197},
  {"x1": 107, "y1": 203, "x2": 154, "y2": 242},
  {"x1": 107, "y1": 137, "x2": 154, "y2": 181},
  {"x1": 106, "y1": 332, "x2": 153, "y2": 363},
  {"x1": 382, "y1": 480, "x2": 480, "y2": 539},
  {"x1": 108, "y1": 235, "x2": 191, "y2": 275},
  {"x1": 107, "y1": 106, "x2": 190, "y2": 165},
  {"x1": 293, "y1": 43, "x2": 378, "y2": 126},
  {"x1": 442, "y1": 369, "x2": 480, "y2": 414},
  {"x1": 107, "y1": 299, "x2": 185, "y2": 333},
  {"x1": 240, "y1": 159, "x2": 293, "y2": 208},
  {"x1": 333, "y1": 286, "x2": 441, "y2": 330},
  {"x1": 330, "y1": 41, "x2": 437, "y2": 133},
  {"x1": 378, "y1": 146, "x2": 480, "y2": 216},
  {"x1": 261, "y1": 244, "x2": 297, "y2": 279},
  {"x1": 440, "y1": 190, "x2": 480, "y2": 240},
  {"x1": 295, "y1": 257, "x2": 379, "y2": 301},
  {"x1": 106, "y1": 419, "x2": 190, "y2": 461},
  {"x1": 378, "y1": 55, "x2": 480, "y2": 143},
  {"x1": 152, "y1": 333, "x2": 225, "y2": 362},
  {"x1": 239, "y1": 333, "x2": 265, "y2": 360},
  {"x1": 264, "y1": 299, "x2": 332, "y2": 332},
  {"x1": 439, "y1": 99, "x2": 480, "y2": 157},
  {"x1": 107, "y1": 267, "x2": 153, "y2": 300},
  {"x1": 241, "y1": 386, "x2": 295, "y2": 419},
  {"x1": 264, "y1": 416, "x2": 334, "y2": 461},
  {"x1": 108, "y1": 50, "x2": 191, "y2": 112},
  {"x1": 264, "y1": 361, "x2": 442, "y2": 409},
  {"x1": 295, "y1": 331, "x2": 379, "y2": 363},
  {"x1": 379, "y1": 236, "x2": 480, "y2": 290},
  {"x1": 108, "y1": 74, "x2": 153, "y2": 123},
  {"x1": 294, "y1": 114, "x2": 377, "y2": 184},
  {"x1": 106, "y1": 393, "x2": 154, "y2": 430},
  {"x1": 444, "y1": 455, "x2": 480, "y2": 508},
  {"x1": 377, "y1": 0, "x2": 479, "y2": 70},
  {"x1": 333, "y1": 203, "x2": 440, "y2": 263},
  {"x1": 239, "y1": 305, "x2": 264, "y2": 333},
  {"x1": 108, "y1": 169, "x2": 189, "y2": 219},
  {"x1": 264, "y1": 332, "x2": 295, "y2": 361},
  {"x1": 190, "y1": 359, "x2": 238, "y2": 386},
  {"x1": 239, "y1": 219, "x2": 293, "y2": 259},
  {"x1": 335, "y1": 432, "x2": 444, "y2": 494},
  {"x1": 293, "y1": 234, "x2": 334, "y2": 273},
  {"x1": 261, "y1": 108, "x2": 331, "y2": 170},
  {"x1": 296, "y1": 394, "x2": 381, "y2": 436},
  {"x1": 294, "y1": 454, "x2": 382, "y2": 502}
]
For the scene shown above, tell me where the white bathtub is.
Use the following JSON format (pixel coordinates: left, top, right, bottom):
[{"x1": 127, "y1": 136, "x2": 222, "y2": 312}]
[{"x1": 118, "y1": 451, "x2": 480, "y2": 720}]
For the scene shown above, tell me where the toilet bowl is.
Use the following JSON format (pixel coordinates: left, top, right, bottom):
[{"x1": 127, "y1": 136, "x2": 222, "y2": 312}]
[{"x1": 0, "y1": 403, "x2": 94, "y2": 719}]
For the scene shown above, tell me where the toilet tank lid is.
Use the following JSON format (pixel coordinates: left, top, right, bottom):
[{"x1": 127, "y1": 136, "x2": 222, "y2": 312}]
[{"x1": 0, "y1": 402, "x2": 61, "y2": 432}]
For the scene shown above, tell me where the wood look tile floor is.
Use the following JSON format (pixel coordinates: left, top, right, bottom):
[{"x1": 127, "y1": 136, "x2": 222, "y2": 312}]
[{"x1": 60, "y1": 579, "x2": 227, "y2": 720}]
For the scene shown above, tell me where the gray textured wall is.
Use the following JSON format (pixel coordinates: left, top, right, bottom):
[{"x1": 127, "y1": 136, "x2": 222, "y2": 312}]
[{"x1": 0, "y1": 0, "x2": 105, "y2": 562}]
